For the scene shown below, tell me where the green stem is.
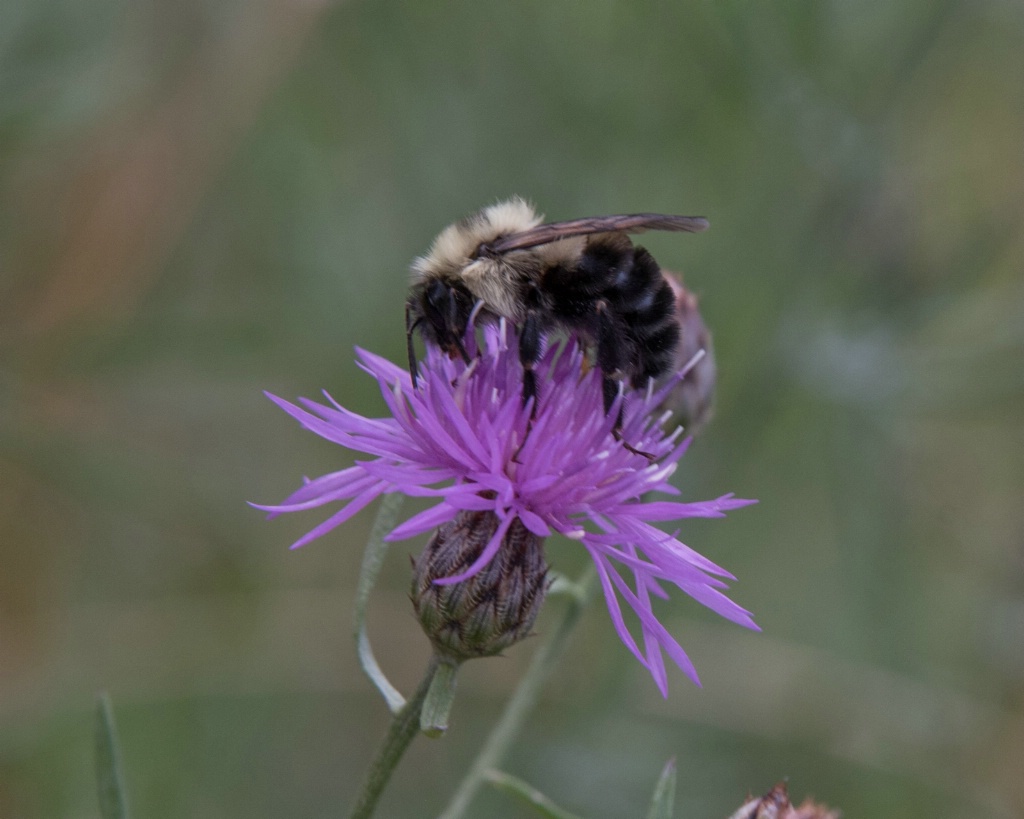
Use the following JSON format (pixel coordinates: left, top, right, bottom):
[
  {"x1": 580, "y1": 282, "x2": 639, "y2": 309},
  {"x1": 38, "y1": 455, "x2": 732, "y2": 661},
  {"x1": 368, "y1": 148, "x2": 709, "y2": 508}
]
[
  {"x1": 438, "y1": 565, "x2": 596, "y2": 819},
  {"x1": 421, "y1": 658, "x2": 460, "y2": 737},
  {"x1": 348, "y1": 657, "x2": 439, "y2": 819}
]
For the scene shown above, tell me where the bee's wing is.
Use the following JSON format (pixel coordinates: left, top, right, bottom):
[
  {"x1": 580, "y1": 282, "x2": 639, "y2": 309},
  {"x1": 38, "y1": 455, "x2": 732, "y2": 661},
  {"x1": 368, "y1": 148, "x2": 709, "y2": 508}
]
[{"x1": 486, "y1": 213, "x2": 709, "y2": 254}]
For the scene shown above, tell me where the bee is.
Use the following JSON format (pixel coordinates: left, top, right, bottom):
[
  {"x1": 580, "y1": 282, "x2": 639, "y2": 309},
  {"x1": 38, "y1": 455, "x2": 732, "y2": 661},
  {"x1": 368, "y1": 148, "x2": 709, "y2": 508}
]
[{"x1": 405, "y1": 197, "x2": 708, "y2": 448}]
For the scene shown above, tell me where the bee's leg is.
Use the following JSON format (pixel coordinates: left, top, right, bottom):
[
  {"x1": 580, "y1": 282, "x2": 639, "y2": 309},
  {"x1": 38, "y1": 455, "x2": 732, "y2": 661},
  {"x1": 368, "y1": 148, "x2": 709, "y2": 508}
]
[
  {"x1": 595, "y1": 300, "x2": 622, "y2": 420},
  {"x1": 519, "y1": 307, "x2": 543, "y2": 422},
  {"x1": 442, "y1": 286, "x2": 474, "y2": 365},
  {"x1": 596, "y1": 300, "x2": 655, "y2": 460},
  {"x1": 509, "y1": 307, "x2": 544, "y2": 463},
  {"x1": 405, "y1": 300, "x2": 421, "y2": 386}
]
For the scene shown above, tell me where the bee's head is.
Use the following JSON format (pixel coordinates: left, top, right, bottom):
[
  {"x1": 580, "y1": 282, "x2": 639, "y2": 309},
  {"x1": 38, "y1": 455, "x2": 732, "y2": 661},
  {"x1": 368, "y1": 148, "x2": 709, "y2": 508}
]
[{"x1": 407, "y1": 277, "x2": 475, "y2": 362}]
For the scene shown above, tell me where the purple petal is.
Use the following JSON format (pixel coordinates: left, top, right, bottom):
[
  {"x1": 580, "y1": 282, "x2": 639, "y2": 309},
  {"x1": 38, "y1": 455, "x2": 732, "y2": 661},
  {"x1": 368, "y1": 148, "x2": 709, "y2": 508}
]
[
  {"x1": 518, "y1": 474, "x2": 562, "y2": 494},
  {"x1": 445, "y1": 492, "x2": 499, "y2": 511},
  {"x1": 636, "y1": 572, "x2": 669, "y2": 695},
  {"x1": 585, "y1": 546, "x2": 649, "y2": 670},
  {"x1": 402, "y1": 392, "x2": 478, "y2": 466},
  {"x1": 266, "y1": 394, "x2": 356, "y2": 447},
  {"x1": 251, "y1": 472, "x2": 380, "y2": 517},
  {"x1": 356, "y1": 347, "x2": 412, "y2": 388},
  {"x1": 605, "y1": 566, "x2": 701, "y2": 689},
  {"x1": 626, "y1": 500, "x2": 733, "y2": 521},
  {"x1": 428, "y1": 375, "x2": 491, "y2": 465},
  {"x1": 386, "y1": 502, "x2": 459, "y2": 541},
  {"x1": 612, "y1": 517, "x2": 733, "y2": 578},
  {"x1": 516, "y1": 508, "x2": 551, "y2": 537},
  {"x1": 289, "y1": 482, "x2": 387, "y2": 550},
  {"x1": 358, "y1": 460, "x2": 458, "y2": 488},
  {"x1": 675, "y1": 582, "x2": 760, "y2": 630},
  {"x1": 588, "y1": 540, "x2": 721, "y2": 588},
  {"x1": 278, "y1": 466, "x2": 368, "y2": 504}
]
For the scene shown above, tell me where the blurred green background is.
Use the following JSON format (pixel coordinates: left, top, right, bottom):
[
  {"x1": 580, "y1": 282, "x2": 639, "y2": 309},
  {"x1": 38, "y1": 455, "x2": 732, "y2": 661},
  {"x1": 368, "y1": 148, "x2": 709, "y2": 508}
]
[{"x1": 2, "y1": 0, "x2": 1023, "y2": 816}]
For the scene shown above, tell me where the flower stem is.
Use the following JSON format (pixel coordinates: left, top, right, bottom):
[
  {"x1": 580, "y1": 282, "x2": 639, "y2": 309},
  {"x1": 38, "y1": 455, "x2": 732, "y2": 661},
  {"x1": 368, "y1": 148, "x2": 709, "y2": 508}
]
[
  {"x1": 421, "y1": 658, "x2": 460, "y2": 737},
  {"x1": 348, "y1": 656, "x2": 440, "y2": 819},
  {"x1": 438, "y1": 564, "x2": 596, "y2": 819}
]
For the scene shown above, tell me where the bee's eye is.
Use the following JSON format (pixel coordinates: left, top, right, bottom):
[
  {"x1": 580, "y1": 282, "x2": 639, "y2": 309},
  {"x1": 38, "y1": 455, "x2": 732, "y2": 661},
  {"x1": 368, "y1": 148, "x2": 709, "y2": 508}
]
[{"x1": 425, "y1": 279, "x2": 450, "y2": 310}]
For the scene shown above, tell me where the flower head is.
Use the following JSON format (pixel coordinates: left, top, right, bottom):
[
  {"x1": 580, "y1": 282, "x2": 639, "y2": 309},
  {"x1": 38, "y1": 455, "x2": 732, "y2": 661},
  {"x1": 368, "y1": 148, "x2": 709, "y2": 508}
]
[{"x1": 257, "y1": 323, "x2": 757, "y2": 693}]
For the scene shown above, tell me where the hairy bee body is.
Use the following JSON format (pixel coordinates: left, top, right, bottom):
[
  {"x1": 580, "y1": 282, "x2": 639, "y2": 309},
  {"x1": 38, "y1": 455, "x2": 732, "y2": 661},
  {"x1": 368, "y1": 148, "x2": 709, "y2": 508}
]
[{"x1": 406, "y1": 198, "x2": 707, "y2": 434}]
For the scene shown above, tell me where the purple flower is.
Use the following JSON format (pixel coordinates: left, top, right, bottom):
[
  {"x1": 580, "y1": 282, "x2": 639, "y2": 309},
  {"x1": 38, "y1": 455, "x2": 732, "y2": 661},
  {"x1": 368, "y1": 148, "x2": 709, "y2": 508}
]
[{"x1": 256, "y1": 323, "x2": 757, "y2": 693}]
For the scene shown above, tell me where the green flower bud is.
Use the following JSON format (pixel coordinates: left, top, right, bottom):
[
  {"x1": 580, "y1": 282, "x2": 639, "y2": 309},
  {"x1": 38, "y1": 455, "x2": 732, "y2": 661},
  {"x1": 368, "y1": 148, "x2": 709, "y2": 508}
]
[{"x1": 411, "y1": 511, "x2": 547, "y2": 662}]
